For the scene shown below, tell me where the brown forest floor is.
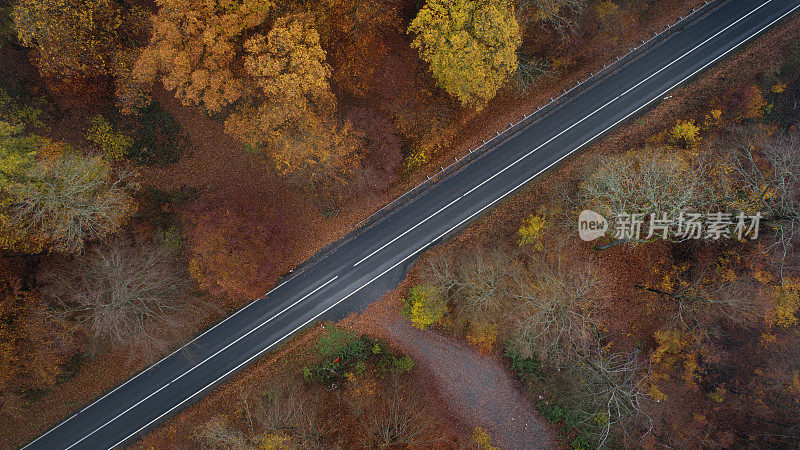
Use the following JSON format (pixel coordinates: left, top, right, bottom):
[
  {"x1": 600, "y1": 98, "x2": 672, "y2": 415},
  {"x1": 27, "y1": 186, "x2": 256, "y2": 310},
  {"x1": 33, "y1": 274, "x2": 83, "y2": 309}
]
[
  {"x1": 139, "y1": 280, "x2": 557, "y2": 449},
  {"x1": 345, "y1": 288, "x2": 558, "y2": 449},
  {"x1": 3, "y1": 0, "x2": 760, "y2": 447}
]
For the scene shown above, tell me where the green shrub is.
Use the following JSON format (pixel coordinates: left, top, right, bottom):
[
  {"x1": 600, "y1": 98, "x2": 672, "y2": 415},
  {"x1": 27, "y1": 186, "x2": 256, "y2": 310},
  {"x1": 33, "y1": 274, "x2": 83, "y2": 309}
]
[
  {"x1": 0, "y1": 89, "x2": 44, "y2": 129},
  {"x1": 315, "y1": 326, "x2": 359, "y2": 358},
  {"x1": 129, "y1": 102, "x2": 189, "y2": 166},
  {"x1": 0, "y1": 6, "x2": 14, "y2": 50},
  {"x1": 160, "y1": 225, "x2": 184, "y2": 254},
  {"x1": 504, "y1": 345, "x2": 541, "y2": 380},
  {"x1": 392, "y1": 356, "x2": 415, "y2": 374},
  {"x1": 304, "y1": 328, "x2": 414, "y2": 387}
]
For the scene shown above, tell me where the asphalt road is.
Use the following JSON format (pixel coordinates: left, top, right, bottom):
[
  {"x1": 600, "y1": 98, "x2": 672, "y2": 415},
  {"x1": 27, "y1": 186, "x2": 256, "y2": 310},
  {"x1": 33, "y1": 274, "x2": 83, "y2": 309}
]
[{"x1": 23, "y1": 0, "x2": 800, "y2": 448}]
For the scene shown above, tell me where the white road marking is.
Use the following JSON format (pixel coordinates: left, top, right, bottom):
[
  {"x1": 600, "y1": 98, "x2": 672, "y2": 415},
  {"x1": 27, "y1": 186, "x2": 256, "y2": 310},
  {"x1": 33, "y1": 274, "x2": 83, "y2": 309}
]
[
  {"x1": 62, "y1": 275, "x2": 338, "y2": 450},
  {"x1": 353, "y1": 0, "x2": 774, "y2": 267},
  {"x1": 20, "y1": 274, "x2": 297, "y2": 450},
  {"x1": 107, "y1": 3, "x2": 800, "y2": 447},
  {"x1": 106, "y1": 2, "x2": 800, "y2": 448},
  {"x1": 30, "y1": 0, "x2": 799, "y2": 448},
  {"x1": 353, "y1": 197, "x2": 461, "y2": 266}
]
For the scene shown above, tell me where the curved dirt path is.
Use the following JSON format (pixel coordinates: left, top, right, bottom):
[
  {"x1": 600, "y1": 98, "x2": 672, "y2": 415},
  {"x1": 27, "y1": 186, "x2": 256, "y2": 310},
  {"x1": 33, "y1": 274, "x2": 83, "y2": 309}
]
[
  {"x1": 348, "y1": 294, "x2": 556, "y2": 449},
  {"x1": 385, "y1": 319, "x2": 555, "y2": 449}
]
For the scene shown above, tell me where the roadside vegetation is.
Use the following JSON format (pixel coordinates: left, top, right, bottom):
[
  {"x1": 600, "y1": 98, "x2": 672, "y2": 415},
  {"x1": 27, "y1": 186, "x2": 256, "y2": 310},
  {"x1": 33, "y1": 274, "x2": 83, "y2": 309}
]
[
  {"x1": 397, "y1": 31, "x2": 800, "y2": 448},
  {"x1": 139, "y1": 324, "x2": 462, "y2": 448},
  {"x1": 0, "y1": 0, "x2": 780, "y2": 447}
]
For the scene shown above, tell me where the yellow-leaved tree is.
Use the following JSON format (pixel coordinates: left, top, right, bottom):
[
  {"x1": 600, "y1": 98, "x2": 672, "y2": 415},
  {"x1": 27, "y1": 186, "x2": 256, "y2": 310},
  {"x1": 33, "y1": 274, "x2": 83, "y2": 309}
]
[
  {"x1": 224, "y1": 15, "x2": 364, "y2": 200},
  {"x1": 224, "y1": 15, "x2": 335, "y2": 152},
  {"x1": 405, "y1": 284, "x2": 447, "y2": 328},
  {"x1": 13, "y1": 0, "x2": 122, "y2": 80},
  {"x1": 408, "y1": 0, "x2": 521, "y2": 109},
  {"x1": 0, "y1": 120, "x2": 48, "y2": 253},
  {"x1": 136, "y1": 6, "x2": 363, "y2": 199}
]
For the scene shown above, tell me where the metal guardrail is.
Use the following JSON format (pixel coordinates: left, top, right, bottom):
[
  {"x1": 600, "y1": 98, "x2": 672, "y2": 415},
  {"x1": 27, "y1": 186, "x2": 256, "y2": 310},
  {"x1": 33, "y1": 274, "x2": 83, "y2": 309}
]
[
  {"x1": 282, "y1": 0, "x2": 717, "y2": 282},
  {"x1": 350, "y1": 0, "x2": 715, "y2": 229}
]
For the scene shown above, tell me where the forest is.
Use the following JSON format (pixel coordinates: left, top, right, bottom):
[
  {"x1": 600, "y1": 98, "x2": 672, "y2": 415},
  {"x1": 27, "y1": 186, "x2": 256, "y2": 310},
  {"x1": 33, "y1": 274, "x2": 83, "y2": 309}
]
[
  {"x1": 397, "y1": 20, "x2": 800, "y2": 447},
  {"x1": 1, "y1": 0, "x2": 797, "y2": 447}
]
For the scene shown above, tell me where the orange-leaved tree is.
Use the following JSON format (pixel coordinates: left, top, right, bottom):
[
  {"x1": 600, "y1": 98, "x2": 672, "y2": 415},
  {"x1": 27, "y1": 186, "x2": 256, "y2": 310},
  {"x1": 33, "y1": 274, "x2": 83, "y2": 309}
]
[{"x1": 12, "y1": 0, "x2": 122, "y2": 81}]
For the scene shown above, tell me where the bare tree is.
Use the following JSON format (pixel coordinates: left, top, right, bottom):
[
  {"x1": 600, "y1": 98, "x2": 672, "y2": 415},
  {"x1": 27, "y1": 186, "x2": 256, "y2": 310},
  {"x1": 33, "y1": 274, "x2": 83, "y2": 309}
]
[
  {"x1": 252, "y1": 385, "x2": 329, "y2": 448},
  {"x1": 195, "y1": 417, "x2": 252, "y2": 450},
  {"x1": 516, "y1": 0, "x2": 586, "y2": 37},
  {"x1": 510, "y1": 252, "x2": 603, "y2": 365},
  {"x1": 581, "y1": 148, "x2": 708, "y2": 222},
  {"x1": 557, "y1": 347, "x2": 648, "y2": 448},
  {"x1": 419, "y1": 247, "x2": 520, "y2": 324},
  {"x1": 515, "y1": 54, "x2": 552, "y2": 93},
  {"x1": 10, "y1": 154, "x2": 136, "y2": 253},
  {"x1": 357, "y1": 382, "x2": 438, "y2": 449},
  {"x1": 636, "y1": 263, "x2": 766, "y2": 332},
  {"x1": 40, "y1": 239, "x2": 201, "y2": 357},
  {"x1": 452, "y1": 249, "x2": 520, "y2": 323},
  {"x1": 368, "y1": 397, "x2": 426, "y2": 448},
  {"x1": 419, "y1": 249, "x2": 459, "y2": 294},
  {"x1": 724, "y1": 127, "x2": 800, "y2": 280}
]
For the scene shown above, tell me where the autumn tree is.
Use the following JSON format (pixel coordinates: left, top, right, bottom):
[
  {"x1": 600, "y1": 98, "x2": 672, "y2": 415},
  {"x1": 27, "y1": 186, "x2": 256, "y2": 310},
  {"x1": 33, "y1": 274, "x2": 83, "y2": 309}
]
[
  {"x1": 1, "y1": 89, "x2": 136, "y2": 254},
  {"x1": 669, "y1": 120, "x2": 702, "y2": 148},
  {"x1": 12, "y1": 0, "x2": 122, "y2": 81},
  {"x1": 40, "y1": 240, "x2": 201, "y2": 357},
  {"x1": 405, "y1": 284, "x2": 446, "y2": 328},
  {"x1": 510, "y1": 253, "x2": 603, "y2": 365},
  {"x1": 9, "y1": 152, "x2": 136, "y2": 253},
  {"x1": 358, "y1": 393, "x2": 435, "y2": 448},
  {"x1": 232, "y1": 15, "x2": 334, "y2": 146},
  {"x1": 451, "y1": 249, "x2": 519, "y2": 322},
  {"x1": 133, "y1": 0, "x2": 272, "y2": 113},
  {"x1": 515, "y1": 0, "x2": 585, "y2": 36},
  {"x1": 722, "y1": 127, "x2": 800, "y2": 278},
  {"x1": 505, "y1": 251, "x2": 643, "y2": 447},
  {"x1": 1, "y1": 93, "x2": 46, "y2": 253},
  {"x1": 515, "y1": 53, "x2": 550, "y2": 93},
  {"x1": 0, "y1": 121, "x2": 48, "y2": 253},
  {"x1": 184, "y1": 192, "x2": 293, "y2": 300},
  {"x1": 112, "y1": 48, "x2": 153, "y2": 115},
  {"x1": 518, "y1": 205, "x2": 557, "y2": 249},
  {"x1": 320, "y1": 0, "x2": 400, "y2": 98},
  {"x1": 554, "y1": 348, "x2": 645, "y2": 447},
  {"x1": 85, "y1": 115, "x2": 132, "y2": 160},
  {"x1": 136, "y1": 6, "x2": 363, "y2": 195},
  {"x1": 637, "y1": 258, "x2": 765, "y2": 331},
  {"x1": 224, "y1": 15, "x2": 364, "y2": 194},
  {"x1": 581, "y1": 147, "x2": 711, "y2": 228},
  {"x1": 195, "y1": 417, "x2": 252, "y2": 449},
  {"x1": 0, "y1": 262, "x2": 72, "y2": 408},
  {"x1": 409, "y1": 0, "x2": 521, "y2": 109}
]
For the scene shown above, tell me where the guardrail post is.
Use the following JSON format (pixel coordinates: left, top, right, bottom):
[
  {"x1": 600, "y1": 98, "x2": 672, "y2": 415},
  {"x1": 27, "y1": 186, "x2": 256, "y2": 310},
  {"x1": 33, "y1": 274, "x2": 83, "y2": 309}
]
[{"x1": 346, "y1": 1, "x2": 707, "y2": 239}]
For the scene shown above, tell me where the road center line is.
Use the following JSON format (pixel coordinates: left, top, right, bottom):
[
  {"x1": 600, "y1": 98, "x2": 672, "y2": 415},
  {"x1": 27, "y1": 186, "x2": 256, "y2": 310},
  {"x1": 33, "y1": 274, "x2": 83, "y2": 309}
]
[
  {"x1": 64, "y1": 275, "x2": 338, "y2": 450},
  {"x1": 350, "y1": 0, "x2": 772, "y2": 268},
  {"x1": 32, "y1": 0, "x2": 797, "y2": 447},
  {"x1": 109, "y1": 3, "x2": 800, "y2": 448},
  {"x1": 20, "y1": 267, "x2": 299, "y2": 450}
]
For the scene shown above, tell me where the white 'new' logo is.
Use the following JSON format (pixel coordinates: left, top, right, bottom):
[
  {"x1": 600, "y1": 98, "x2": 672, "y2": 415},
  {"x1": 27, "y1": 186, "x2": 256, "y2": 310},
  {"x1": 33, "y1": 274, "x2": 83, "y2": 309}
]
[{"x1": 578, "y1": 210, "x2": 608, "y2": 241}]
